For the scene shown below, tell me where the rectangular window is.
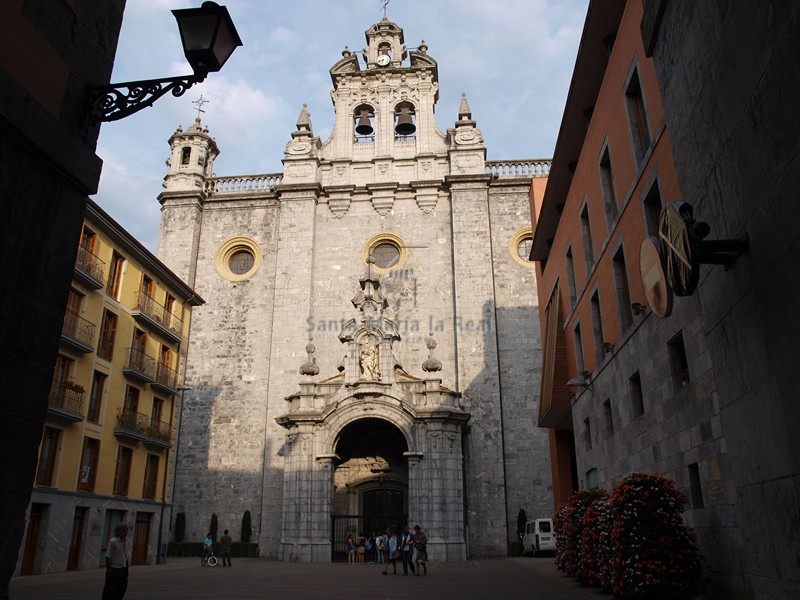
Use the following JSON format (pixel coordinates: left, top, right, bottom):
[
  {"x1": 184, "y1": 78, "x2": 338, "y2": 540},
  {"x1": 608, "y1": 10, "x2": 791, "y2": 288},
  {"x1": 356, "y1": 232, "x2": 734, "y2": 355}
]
[
  {"x1": 143, "y1": 454, "x2": 160, "y2": 499},
  {"x1": 80, "y1": 226, "x2": 97, "y2": 253},
  {"x1": 583, "y1": 417, "x2": 592, "y2": 450},
  {"x1": 603, "y1": 399, "x2": 614, "y2": 435},
  {"x1": 590, "y1": 290, "x2": 604, "y2": 364},
  {"x1": 599, "y1": 146, "x2": 618, "y2": 224},
  {"x1": 573, "y1": 323, "x2": 585, "y2": 374},
  {"x1": 612, "y1": 247, "x2": 633, "y2": 331},
  {"x1": 106, "y1": 252, "x2": 125, "y2": 299},
  {"x1": 87, "y1": 371, "x2": 106, "y2": 423},
  {"x1": 97, "y1": 309, "x2": 117, "y2": 360},
  {"x1": 140, "y1": 274, "x2": 154, "y2": 299},
  {"x1": 566, "y1": 246, "x2": 577, "y2": 307},
  {"x1": 164, "y1": 293, "x2": 175, "y2": 316},
  {"x1": 124, "y1": 385, "x2": 140, "y2": 413},
  {"x1": 36, "y1": 427, "x2": 61, "y2": 486},
  {"x1": 152, "y1": 397, "x2": 165, "y2": 425},
  {"x1": 688, "y1": 463, "x2": 704, "y2": 508},
  {"x1": 586, "y1": 468, "x2": 599, "y2": 490},
  {"x1": 643, "y1": 179, "x2": 663, "y2": 237},
  {"x1": 580, "y1": 204, "x2": 594, "y2": 270},
  {"x1": 626, "y1": 67, "x2": 652, "y2": 165},
  {"x1": 668, "y1": 331, "x2": 690, "y2": 390},
  {"x1": 629, "y1": 371, "x2": 645, "y2": 419},
  {"x1": 78, "y1": 437, "x2": 100, "y2": 491},
  {"x1": 51, "y1": 354, "x2": 73, "y2": 391},
  {"x1": 113, "y1": 446, "x2": 133, "y2": 496}
]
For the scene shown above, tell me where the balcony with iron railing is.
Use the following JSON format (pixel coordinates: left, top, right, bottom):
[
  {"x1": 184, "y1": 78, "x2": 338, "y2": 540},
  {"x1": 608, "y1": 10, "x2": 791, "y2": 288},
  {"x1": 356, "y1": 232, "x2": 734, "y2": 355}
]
[
  {"x1": 115, "y1": 407, "x2": 173, "y2": 448},
  {"x1": 74, "y1": 245, "x2": 106, "y2": 289},
  {"x1": 122, "y1": 347, "x2": 157, "y2": 383},
  {"x1": 132, "y1": 292, "x2": 183, "y2": 343},
  {"x1": 152, "y1": 362, "x2": 180, "y2": 396},
  {"x1": 61, "y1": 309, "x2": 96, "y2": 353},
  {"x1": 47, "y1": 381, "x2": 85, "y2": 422}
]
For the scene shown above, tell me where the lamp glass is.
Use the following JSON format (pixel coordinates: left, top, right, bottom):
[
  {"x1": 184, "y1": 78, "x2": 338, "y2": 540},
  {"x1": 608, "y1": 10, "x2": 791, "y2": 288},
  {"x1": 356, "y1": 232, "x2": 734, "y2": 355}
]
[{"x1": 173, "y1": 3, "x2": 242, "y2": 74}]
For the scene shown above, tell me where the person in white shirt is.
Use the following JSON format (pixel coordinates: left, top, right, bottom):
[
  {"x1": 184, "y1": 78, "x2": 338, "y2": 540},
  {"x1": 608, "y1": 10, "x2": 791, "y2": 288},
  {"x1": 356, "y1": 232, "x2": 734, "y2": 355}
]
[{"x1": 102, "y1": 522, "x2": 130, "y2": 600}]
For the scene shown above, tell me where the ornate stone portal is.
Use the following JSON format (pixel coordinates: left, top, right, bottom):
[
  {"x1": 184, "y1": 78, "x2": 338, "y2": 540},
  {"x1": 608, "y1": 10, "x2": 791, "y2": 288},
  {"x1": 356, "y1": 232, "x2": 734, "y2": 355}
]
[{"x1": 275, "y1": 261, "x2": 469, "y2": 562}]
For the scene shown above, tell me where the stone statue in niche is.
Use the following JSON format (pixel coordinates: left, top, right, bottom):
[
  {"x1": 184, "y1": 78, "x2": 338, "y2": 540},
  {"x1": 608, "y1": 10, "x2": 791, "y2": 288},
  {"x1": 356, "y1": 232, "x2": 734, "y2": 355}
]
[{"x1": 360, "y1": 342, "x2": 380, "y2": 381}]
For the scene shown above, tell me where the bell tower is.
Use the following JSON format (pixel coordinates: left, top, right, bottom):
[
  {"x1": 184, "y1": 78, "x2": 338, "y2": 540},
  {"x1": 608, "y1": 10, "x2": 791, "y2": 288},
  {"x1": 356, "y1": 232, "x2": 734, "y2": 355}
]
[{"x1": 322, "y1": 17, "x2": 447, "y2": 177}]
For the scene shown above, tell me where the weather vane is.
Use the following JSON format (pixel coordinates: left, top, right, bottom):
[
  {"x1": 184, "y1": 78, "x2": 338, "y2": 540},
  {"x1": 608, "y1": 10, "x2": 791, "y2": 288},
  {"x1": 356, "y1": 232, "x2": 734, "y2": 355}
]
[
  {"x1": 192, "y1": 95, "x2": 209, "y2": 120},
  {"x1": 380, "y1": 0, "x2": 389, "y2": 18}
]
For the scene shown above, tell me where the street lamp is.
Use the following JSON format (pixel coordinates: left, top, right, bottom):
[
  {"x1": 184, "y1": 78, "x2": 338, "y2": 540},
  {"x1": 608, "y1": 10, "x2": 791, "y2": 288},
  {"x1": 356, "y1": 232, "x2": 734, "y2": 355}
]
[{"x1": 89, "y1": 1, "x2": 242, "y2": 122}]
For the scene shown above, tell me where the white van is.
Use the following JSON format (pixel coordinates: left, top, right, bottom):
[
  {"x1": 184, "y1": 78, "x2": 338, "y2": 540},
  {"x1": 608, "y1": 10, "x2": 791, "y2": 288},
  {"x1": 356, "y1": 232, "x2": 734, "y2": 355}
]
[{"x1": 522, "y1": 518, "x2": 555, "y2": 556}]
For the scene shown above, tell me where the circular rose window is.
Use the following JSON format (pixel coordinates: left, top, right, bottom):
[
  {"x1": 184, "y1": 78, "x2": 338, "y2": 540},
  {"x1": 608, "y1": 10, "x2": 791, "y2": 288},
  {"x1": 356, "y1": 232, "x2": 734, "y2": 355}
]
[{"x1": 215, "y1": 237, "x2": 262, "y2": 281}]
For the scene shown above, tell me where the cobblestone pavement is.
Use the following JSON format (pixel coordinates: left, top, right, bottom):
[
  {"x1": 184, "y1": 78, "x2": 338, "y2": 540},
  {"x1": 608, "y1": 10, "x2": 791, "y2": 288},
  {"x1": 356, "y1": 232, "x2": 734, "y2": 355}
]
[{"x1": 10, "y1": 556, "x2": 607, "y2": 599}]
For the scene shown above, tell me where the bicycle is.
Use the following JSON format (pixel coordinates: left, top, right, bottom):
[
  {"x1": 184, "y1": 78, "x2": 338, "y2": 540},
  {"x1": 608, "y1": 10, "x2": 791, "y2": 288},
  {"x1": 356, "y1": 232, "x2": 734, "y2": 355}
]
[{"x1": 201, "y1": 548, "x2": 218, "y2": 567}]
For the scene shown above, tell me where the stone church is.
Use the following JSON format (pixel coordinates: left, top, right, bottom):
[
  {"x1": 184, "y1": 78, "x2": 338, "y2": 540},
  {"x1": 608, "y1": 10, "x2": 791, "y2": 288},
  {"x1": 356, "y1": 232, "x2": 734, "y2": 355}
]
[{"x1": 156, "y1": 17, "x2": 552, "y2": 561}]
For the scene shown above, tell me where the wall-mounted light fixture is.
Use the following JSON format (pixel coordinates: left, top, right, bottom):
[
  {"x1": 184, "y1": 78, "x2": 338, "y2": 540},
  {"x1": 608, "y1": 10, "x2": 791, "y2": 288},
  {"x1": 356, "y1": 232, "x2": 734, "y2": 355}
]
[
  {"x1": 566, "y1": 370, "x2": 592, "y2": 391},
  {"x1": 631, "y1": 302, "x2": 646, "y2": 316},
  {"x1": 602, "y1": 342, "x2": 615, "y2": 354},
  {"x1": 89, "y1": 2, "x2": 242, "y2": 122}
]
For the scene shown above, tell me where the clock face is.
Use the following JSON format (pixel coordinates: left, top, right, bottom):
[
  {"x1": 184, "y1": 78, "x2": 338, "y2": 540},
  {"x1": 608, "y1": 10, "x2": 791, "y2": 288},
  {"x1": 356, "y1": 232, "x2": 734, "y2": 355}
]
[{"x1": 376, "y1": 54, "x2": 391, "y2": 67}]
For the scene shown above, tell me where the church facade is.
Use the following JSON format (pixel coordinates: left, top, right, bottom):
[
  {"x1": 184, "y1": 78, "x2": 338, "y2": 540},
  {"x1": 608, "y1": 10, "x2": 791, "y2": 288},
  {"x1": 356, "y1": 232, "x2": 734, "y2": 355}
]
[{"x1": 156, "y1": 18, "x2": 551, "y2": 561}]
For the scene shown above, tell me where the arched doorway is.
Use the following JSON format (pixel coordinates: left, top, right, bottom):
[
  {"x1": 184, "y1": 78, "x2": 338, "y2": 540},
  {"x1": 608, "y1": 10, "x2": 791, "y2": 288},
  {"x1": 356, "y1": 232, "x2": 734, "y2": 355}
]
[{"x1": 331, "y1": 418, "x2": 408, "y2": 561}]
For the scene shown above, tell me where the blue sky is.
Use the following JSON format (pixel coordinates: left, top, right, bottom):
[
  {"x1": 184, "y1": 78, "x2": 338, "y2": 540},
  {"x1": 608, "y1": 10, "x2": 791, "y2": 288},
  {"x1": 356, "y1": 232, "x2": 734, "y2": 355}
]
[{"x1": 94, "y1": 0, "x2": 589, "y2": 250}]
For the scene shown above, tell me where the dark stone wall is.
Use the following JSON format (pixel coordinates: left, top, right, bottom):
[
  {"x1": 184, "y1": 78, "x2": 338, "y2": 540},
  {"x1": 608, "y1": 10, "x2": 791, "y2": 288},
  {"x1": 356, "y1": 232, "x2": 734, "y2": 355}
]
[
  {"x1": 0, "y1": 1, "x2": 125, "y2": 597},
  {"x1": 644, "y1": 2, "x2": 800, "y2": 597}
]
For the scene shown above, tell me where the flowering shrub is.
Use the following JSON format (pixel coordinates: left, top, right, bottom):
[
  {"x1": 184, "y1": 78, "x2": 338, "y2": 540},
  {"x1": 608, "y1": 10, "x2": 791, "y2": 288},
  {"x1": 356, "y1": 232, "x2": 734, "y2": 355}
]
[
  {"x1": 554, "y1": 489, "x2": 606, "y2": 577},
  {"x1": 611, "y1": 472, "x2": 704, "y2": 599},
  {"x1": 579, "y1": 491, "x2": 612, "y2": 589}
]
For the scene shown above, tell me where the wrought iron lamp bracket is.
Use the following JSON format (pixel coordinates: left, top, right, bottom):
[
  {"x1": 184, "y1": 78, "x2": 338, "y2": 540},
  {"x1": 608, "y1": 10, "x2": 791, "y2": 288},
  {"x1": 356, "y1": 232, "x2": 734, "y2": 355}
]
[{"x1": 89, "y1": 72, "x2": 207, "y2": 123}]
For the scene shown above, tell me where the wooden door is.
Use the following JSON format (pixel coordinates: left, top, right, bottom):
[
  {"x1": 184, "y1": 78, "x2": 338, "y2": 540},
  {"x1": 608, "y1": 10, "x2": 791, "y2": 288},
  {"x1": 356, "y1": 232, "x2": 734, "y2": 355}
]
[
  {"x1": 131, "y1": 514, "x2": 151, "y2": 565},
  {"x1": 67, "y1": 508, "x2": 86, "y2": 570},
  {"x1": 20, "y1": 505, "x2": 44, "y2": 575}
]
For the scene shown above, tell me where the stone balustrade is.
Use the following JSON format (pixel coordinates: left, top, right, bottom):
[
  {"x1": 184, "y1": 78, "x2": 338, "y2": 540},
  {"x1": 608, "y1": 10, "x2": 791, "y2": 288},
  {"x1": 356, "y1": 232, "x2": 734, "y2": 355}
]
[
  {"x1": 206, "y1": 173, "x2": 283, "y2": 194},
  {"x1": 486, "y1": 159, "x2": 551, "y2": 179}
]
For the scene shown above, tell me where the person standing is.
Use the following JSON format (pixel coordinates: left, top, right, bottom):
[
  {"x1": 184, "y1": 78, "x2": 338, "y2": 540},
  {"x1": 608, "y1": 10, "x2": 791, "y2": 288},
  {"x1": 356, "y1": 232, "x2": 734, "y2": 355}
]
[
  {"x1": 381, "y1": 528, "x2": 398, "y2": 575},
  {"x1": 102, "y1": 522, "x2": 130, "y2": 600},
  {"x1": 413, "y1": 525, "x2": 428, "y2": 575},
  {"x1": 399, "y1": 525, "x2": 415, "y2": 576},
  {"x1": 346, "y1": 534, "x2": 355, "y2": 565},
  {"x1": 220, "y1": 529, "x2": 233, "y2": 567}
]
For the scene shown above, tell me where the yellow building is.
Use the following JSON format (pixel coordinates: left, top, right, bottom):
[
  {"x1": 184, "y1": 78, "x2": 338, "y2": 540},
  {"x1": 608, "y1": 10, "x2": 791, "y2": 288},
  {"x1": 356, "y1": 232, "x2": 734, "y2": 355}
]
[{"x1": 18, "y1": 199, "x2": 203, "y2": 575}]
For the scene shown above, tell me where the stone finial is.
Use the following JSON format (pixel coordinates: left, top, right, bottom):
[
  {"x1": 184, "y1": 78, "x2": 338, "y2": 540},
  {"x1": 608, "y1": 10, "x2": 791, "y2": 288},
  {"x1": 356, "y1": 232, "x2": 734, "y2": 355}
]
[
  {"x1": 296, "y1": 103, "x2": 312, "y2": 134},
  {"x1": 458, "y1": 93, "x2": 472, "y2": 121},
  {"x1": 342, "y1": 45, "x2": 351, "y2": 57},
  {"x1": 418, "y1": 40, "x2": 428, "y2": 54},
  {"x1": 299, "y1": 337, "x2": 319, "y2": 376},
  {"x1": 422, "y1": 334, "x2": 442, "y2": 373}
]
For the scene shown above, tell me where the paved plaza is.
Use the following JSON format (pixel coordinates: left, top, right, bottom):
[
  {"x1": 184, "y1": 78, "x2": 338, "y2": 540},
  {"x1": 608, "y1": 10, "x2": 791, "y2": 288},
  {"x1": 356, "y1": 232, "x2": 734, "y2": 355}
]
[{"x1": 10, "y1": 556, "x2": 606, "y2": 599}]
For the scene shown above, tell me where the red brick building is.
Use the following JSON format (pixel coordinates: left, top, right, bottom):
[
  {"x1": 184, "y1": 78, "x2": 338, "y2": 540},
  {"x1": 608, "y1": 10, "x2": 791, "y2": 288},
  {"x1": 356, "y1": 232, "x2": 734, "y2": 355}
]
[
  {"x1": 532, "y1": 0, "x2": 800, "y2": 596},
  {"x1": 532, "y1": 0, "x2": 680, "y2": 504}
]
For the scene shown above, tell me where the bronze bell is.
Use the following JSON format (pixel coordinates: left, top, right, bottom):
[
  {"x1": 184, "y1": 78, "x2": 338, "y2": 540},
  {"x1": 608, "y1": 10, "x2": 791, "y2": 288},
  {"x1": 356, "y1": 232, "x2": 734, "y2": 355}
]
[
  {"x1": 395, "y1": 108, "x2": 416, "y2": 135},
  {"x1": 355, "y1": 111, "x2": 374, "y2": 135}
]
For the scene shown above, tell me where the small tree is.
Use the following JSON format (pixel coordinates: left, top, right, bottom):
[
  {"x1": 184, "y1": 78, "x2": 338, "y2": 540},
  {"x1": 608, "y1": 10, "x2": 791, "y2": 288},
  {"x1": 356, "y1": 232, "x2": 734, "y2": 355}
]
[
  {"x1": 174, "y1": 512, "x2": 186, "y2": 543},
  {"x1": 579, "y1": 491, "x2": 612, "y2": 589},
  {"x1": 209, "y1": 513, "x2": 218, "y2": 542},
  {"x1": 554, "y1": 489, "x2": 606, "y2": 577},
  {"x1": 611, "y1": 473, "x2": 704, "y2": 599},
  {"x1": 241, "y1": 510, "x2": 252, "y2": 543},
  {"x1": 516, "y1": 508, "x2": 527, "y2": 541}
]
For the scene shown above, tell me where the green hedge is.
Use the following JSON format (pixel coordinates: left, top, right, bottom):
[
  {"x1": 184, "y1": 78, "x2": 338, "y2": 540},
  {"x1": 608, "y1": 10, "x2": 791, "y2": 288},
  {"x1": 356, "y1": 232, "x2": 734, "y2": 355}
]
[{"x1": 168, "y1": 542, "x2": 259, "y2": 558}]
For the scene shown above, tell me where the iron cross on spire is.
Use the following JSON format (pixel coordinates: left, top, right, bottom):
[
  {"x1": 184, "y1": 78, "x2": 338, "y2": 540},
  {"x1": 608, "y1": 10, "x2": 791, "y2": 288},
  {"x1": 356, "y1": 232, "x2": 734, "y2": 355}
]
[
  {"x1": 192, "y1": 95, "x2": 209, "y2": 120},
  {"x1": 380, "y1": 0, "x2": 389, "y2": 18}
]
